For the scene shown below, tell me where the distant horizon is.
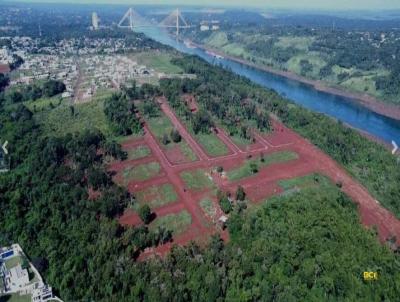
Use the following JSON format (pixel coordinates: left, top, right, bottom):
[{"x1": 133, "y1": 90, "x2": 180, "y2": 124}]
[{"x1": 3, "y1": 0, "x2": 400, "y2": 11}]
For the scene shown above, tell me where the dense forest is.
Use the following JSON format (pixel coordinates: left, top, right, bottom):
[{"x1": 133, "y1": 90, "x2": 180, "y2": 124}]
[{"x1": 1, "y1": 80, "x2": 65, "y2": 104}]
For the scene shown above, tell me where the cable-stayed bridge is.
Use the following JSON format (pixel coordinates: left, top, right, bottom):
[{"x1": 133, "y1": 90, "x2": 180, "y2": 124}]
[{"x1": 118, "y1": 8, "x2": 192, "y2": 35}]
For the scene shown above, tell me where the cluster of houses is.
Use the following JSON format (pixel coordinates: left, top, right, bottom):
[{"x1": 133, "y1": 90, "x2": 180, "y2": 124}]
[
  {"x1": 76, "y1": 54, "x2": 153, "y2": 101},
  {"x1": 0, "y1": 244, "x2": 62, "y2": 302},
  {"x1": 11, "y1": 54, "x2": 78, "y2": 99}
]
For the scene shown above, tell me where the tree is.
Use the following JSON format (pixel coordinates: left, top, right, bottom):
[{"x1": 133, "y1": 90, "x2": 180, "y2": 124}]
[
  {"x1": 236, "y1": 186, "x2": 246, "y2": 201},
  {"x1": 139, "y1": 205, "x2": 152, "y2": 224},
  {"x1": 170, "y1": 129, "x2": 181, "y2": 143},
  {"x1": 162, "y1": 133, "x2": 170, "y2": 145},
  {"x1": 0, "y1": 73, "x2": 9, "y2": 92},
  {"x1": 142, "y1": 99, "x2": 158, "y2": 118},
  {"x1": 87, "y1": 167, "x2": 111, "y2": 190},
  {"x1": 250, "y1": 162, "x2": 258, "y2": 174},
  {"x1": 219, "y1": 195, "x2": 232, "y2": 214}
]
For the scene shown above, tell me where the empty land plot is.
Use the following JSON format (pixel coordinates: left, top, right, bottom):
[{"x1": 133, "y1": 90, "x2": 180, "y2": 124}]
[
  {"x1": 230, "y1": 134, "x2": 253, "y2": 148},
  {"x1": 134, "y1": 184, "x2": 178, "y2": 209},
  {"x1": 122, "y1": 162, "x2": 161, "y2": 183},
  {"x1": 133, "y1": 51, "x2": 183, "y2": 74},
  {"x1": 146, "y1": 114, "x2": 197, "y2": 162},
  {"x1": 279, "y1": 173, "x2": 331, "y2": 191},
  {"x1": 127, "y1": 145, "x2": 151, "y2": 160},
  {"x1": 2, "y1": 294, "x2": 32, "y2": 302},
  {"x1": 227, "y1": 151, "x2": 299, "y2": 181},
  {"x1": 150, "y1": 210, "x2": 192, "y2": 235},
  {"x1": 195, "y1": 133, "x2": 229, "y2": 157},
  {"x1": 181, "y1": 169, "x2": 214, "y2": 191},
  {"x1": 36, "y1": 98, "x2": 112, "y2": 137},
  {"x1": 200, "y1": 197, "x2": 217, "y2": 219}
]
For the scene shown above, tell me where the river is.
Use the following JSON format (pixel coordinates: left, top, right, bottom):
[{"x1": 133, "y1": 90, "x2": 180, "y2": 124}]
[{"x1": 137, "y1": 27, "x2": 400, "y2": 145}]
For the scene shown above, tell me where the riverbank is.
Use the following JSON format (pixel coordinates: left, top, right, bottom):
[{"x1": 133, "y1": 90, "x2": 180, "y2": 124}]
[{"x1": 190, "y1": 41, "x2": 400, "y2": 121}]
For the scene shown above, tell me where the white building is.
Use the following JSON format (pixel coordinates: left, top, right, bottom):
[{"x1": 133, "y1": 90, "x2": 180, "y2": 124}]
[
  {"x1": 4, "y1": 264, "x2": 30, "y2": 290},
  {"x1": 32, "y1": 284, "x2": 55, "y2": 302}
]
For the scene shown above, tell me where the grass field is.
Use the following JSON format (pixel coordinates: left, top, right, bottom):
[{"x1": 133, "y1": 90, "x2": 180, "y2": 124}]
[
  {"x1": 134, "y1": 183, "x2": 178, "y2": 209},
  {"x1": 147, "y1": 114, "x2": 197, "y2": 161},
  {"x1": 181, "y1": 169, "x2": 214, "y2": 191},
  {"x1": 36, "y1": 98, "x2": 112, "y2": 137},
  {"x1": 5, "y1": 256, "x2": 24, "y2": 270},
  {"x1": 147, "y1": 115, "x2": 174, "y2": 140},
  {"x1": 279, "y1": 173, "x2": 331, "y2": 191},
  {"x1": 133, "y1": 51, "x2": 183, "y2": 74},
  {"x1": 150, "y1": 210, "x2": 192, "y2": 235},
  {"x1": 200, "y1": 198, "x2": 217, "y2": 218},
  {"x1": 227, "y1": 151, "x2": 299, "y2": 181},
  {"x1": 230, "y1": 134, "x2": 253, "y2": 148},
  {"x1": 195, "y1": 133, "x2": 229, "y2": 157},
  {"x1": 204, "y1": 32, "x2": 229, "y2": 48},
  {"x1": 0, "y1": 294, "x2": 32, "y2": 302},
  {"x1": 122, "y1": 162, "x2": 161, "y2": 183},
  {"x1": 275, "y1": 36, "x2": 314, "y2": 51},
  {"x1": 127, "y1": 145, "x2": 151, "y2": 160}
]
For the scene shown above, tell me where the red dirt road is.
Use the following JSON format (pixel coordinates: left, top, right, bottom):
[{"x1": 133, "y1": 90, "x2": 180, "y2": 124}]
[{"x1": 111, "y1": 101, "x2": 400, "y2": 260}]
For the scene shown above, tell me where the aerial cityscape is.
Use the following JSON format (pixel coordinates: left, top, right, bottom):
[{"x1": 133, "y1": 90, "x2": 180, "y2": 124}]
[{"x1": 1, "y1": 1, "x2": 400, "y2": 301}]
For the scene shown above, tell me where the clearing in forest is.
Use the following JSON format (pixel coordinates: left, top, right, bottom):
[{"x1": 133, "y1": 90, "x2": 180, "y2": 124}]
[
  {"x1": 122, "y1": 162, "x2": 161, "y2": 183},
  {"x1": 134, "y1": 183, "x2": 178, "y2": 209},
  {"x1": 227, "y1": 151, "x2": 299, "y2": 181}
]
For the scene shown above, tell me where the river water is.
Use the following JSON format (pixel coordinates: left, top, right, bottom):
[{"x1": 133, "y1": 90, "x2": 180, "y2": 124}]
[{"x1": 137, "y1": 27, "x2": 400, "y2": 145}]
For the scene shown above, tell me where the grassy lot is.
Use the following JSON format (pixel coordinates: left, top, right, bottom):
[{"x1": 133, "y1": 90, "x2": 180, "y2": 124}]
[
  {"x1": 195, "y1": 133, "x2": 229, "y2": 157},
  {"x1": 133, "y1": 51, "x2": 183, "y2": 74},
  {"x1": 222, "y1": 43, "x2": 250, "y2": 59},
  {"x1": 230, "y1": 134, "x2": 253, "y2": 148},
  {"x1": 122, "y1": 162, "x2": 161, "y2": 183},
  {"x1": 135, "y1": 183, "x2": 178, "y2": 209},
  {"x1": 36, "y1": 98, "x2": 112, "y2": 137},
  {"x1": 127, "y1": 145, "x2": 151, "y2": 160},
  {"x1": 147, "y1": 115, "x2": 174, "y2": 141},
  {"x1": 179, "y1": 141, "x2": 198, "y2": 161},
  {"x1": 204, "y1": 32, "x2": 229, "y2": 48},
  {"x1": 181, "y1": 169, "x2": 214, "y2": 191},
  {"x1": 115, "y1": 133, "x2": 144, "y2": 144},
  {"x1": 200, "y1": 198, "x2": 217, "y2": 218},
  {"x1": 228, "y1": 151, "x2": 299, "y2": 181},
  {"x1": 0, "y1": 294, "x2": 32, "y2": 302},
  {"x1": 5, "y1": 256, "x2": 24, "y2": 270},
  {"x1": 150, "y1": 210, "x2": 192, "y2": 235},
  {"x1": 275, "y1": 36, "x2": 314, "y2": 51},
  {"x1": 279, "y1": 173, "x2": 331, "y2": 191},
  {"x1": 146, "y1": 114, "x2": 197, "y2": 161}
]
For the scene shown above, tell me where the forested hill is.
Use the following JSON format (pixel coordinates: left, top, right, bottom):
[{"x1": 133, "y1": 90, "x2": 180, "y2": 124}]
[{"x1": 184, "y1": 17, "x2": 400, "y2": 105}]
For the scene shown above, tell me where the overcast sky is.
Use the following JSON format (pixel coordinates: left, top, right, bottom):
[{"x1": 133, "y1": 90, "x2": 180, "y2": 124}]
[{"x1": 9, "y1": 0, "x2": 400, "y2": 10}]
